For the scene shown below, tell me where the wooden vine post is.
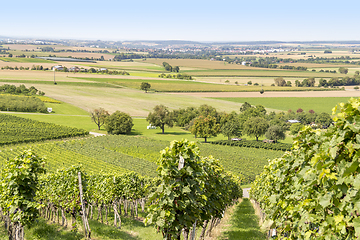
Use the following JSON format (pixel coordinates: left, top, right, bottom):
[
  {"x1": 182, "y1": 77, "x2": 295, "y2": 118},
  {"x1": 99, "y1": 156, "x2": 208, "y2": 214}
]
[{"x1": 78, "y1": 172, "x2": 91, "y2": 239}]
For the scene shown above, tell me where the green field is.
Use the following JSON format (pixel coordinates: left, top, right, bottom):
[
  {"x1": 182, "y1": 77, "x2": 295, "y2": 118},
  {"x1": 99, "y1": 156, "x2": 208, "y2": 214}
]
[
  {"x1": 212, "y1": 97, "x2": 352, "y2": 114},
  {"x1": 183, "y1": 68, "x2": 346, "y2": 78},
  {"x1": 0, "y1": 57, "x2": 55, "y2": 63},
  {"x1": 219, "y1": 199, "x2": 266, "y2": 240}
]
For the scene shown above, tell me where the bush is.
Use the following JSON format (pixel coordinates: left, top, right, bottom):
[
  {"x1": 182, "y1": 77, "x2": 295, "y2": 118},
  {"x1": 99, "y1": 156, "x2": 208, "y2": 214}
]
[
  {"x1": 290, "y1": 122, "x2": 304, "y2": 135},
  {"x1": 105, "y1": 111, "x2": 133, "y2": 134},
  {"x1": 210, "y1": 139, "x2": 291, "y2": 151}
]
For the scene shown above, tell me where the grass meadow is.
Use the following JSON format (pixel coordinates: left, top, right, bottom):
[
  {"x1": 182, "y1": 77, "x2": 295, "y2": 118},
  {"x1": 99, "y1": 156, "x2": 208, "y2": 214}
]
[{"x1": 212, "y1": 97, "x2": 352, "y2": 114}]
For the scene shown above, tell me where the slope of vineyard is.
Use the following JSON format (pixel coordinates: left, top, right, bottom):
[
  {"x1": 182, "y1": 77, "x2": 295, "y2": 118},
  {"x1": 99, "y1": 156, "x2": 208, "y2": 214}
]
[
  {"x1": 0, "y1": 114, "x2": 88, "y2": 145},
  {"x1": 0, "y1": 134, "x2": 282, "y2": 180},
  {"x1": 0, "y1": 144, "x2": 128, "y2": 174}
]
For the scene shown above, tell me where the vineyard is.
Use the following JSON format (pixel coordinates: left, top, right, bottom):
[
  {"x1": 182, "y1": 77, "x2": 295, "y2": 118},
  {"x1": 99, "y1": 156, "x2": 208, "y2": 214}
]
[
  {"x1": 0, "y1": 114, "x2": 88, "y2": 145},
  {"x1": 210, "y1": 139, "x2": 292, "y2": 151},
  {"x1": 0, "y1": 140, "x2": 242, "y2": 240},
  {"x1": 0, "y1": 134, "x2": 282, "y2": 183},
  {"x1": 250, "y1": 98, "x2": 360, "y2": 239}
]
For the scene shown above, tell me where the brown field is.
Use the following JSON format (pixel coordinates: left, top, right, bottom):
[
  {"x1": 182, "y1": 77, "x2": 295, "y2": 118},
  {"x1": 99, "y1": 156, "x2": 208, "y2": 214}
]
[{"x1": 2, "y1": 44, "x2": 39, "y2": 51}]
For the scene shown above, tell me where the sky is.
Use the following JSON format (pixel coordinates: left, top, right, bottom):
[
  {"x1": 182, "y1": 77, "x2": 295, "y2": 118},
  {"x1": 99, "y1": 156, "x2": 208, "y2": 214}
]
[{"x1": 2, "y1": 0, "x2": 360, "y2": 42}]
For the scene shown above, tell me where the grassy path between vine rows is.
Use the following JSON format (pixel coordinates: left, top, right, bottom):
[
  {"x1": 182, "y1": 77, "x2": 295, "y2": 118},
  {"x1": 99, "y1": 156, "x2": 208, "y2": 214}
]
[{"x1": 219, "y1": 198, "x2": 266, "y2": 240}]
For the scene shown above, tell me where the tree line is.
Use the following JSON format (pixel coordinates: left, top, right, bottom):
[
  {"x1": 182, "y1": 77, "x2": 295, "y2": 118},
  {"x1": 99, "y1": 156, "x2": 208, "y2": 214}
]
[
  {"x1": 90, "y1": 103, "x2": 332, "y2": 144},
  {"x1": 274, "y1": 71, "x2": 360, "y2": 88},
  {"x1": 146, "y1": 103, "x2": 332, "y2": 143}
]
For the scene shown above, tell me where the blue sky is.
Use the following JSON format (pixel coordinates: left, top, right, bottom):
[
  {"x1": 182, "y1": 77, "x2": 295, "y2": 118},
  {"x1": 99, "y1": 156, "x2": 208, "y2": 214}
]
[{"x1": 2, "y1": 0, "x2": 359, "y2": 42}]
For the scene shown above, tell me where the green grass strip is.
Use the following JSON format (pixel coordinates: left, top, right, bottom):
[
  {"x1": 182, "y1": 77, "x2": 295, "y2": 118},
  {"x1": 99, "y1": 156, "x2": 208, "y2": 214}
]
[{"x1": 220, "y1": 199, "x2": 266, "y2": 240}]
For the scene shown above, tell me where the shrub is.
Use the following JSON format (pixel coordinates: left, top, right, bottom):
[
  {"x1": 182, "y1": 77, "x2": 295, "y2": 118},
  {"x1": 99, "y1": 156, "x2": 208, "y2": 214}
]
[{"x1": 105, "y1": 111, "x2": 133, "y2": 134}]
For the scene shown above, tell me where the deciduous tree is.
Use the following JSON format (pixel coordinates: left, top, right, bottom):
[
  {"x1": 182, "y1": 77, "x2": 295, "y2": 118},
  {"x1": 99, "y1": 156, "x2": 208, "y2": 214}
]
[
  {"x1": 220, "y1": 112, "x2": 241, "y2": 140},
  {"x1": 243, "y1": 117, "x2": 269, "y2": 141},
  {"x1": 265, "y1": 125, "x2": 285, "y2": 143},
  {"x1": 90, "y1": 108, "x2": 110, "y2": 130},
  {"x1": 191, "y1": 115, "x2": 220, "y2": 143},
  {"x1": 146, "y1": 105, "x2": 174, "y2": 134},
  {"x1": 140, "y1": 82, "x2": 151, "y2": 93}
]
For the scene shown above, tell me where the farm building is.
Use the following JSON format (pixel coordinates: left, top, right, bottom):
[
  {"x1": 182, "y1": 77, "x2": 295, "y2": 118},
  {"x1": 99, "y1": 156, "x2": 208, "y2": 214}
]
[
  {"x1": 52, "y1": 65, "x2": 64, "y2": 71},
  {"x1": 69, "y1": 67, "x2": 80, "y2": 72}
]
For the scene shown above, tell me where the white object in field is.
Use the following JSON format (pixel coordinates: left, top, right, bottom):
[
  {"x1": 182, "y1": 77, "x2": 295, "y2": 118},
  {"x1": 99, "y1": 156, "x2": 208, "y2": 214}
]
[
  {"x1": 147, "y1": 124, "x2": 156, "y2": 129},
  {"x1": 47, "y1": 108, "x2": 52, "y2": 113}
]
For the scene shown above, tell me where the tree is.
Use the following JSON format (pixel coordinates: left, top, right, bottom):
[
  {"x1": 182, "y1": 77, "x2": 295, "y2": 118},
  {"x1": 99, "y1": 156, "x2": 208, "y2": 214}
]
[
  {"x1": 90, "y1": 108, "x2": 110, "y2": 130},
  {"x1": 243, "y1": 117, "x2": 269, "y2": 141},
  {"x1": 290, "y1": 122, "x2": 304, "y2": 135},
  {"x1": 247, "y1": 81, "x2": 252, "y2": 85},
  {"x1": 140, "y1": 82, "x2": 151, "y2": 93},
  {"x1": 198, "y1": 104, "x2": 219, "y2": 121},
  {"x1": 220, "y1": 112, "x2": 241, "y2": 140},
  {"x1": 274, "y1": 77, "x2": 286, "y2": 86},
  {"x1": 240, "y1": 102, "x2": 252, "y2": 112},
  {"x1": 315, "y1": 112, "x2": 332, "y2": 128},
  {"x1": 105, "y1": 111, "x2": 133, "y2": 134},
  {"x1": 146, "y1": 105, "x2": 174, "y2": 134},
  {"x1": 190, "y1": 115, "x2": 220, "y2": 143},
  {"x1": 173, "y1": 107, "x2": 198, "y2": 127},
  {"x1": 339, "y1": 67, "x2": 349, "y2": 74},
  {"x1": 265, "y1": 125, "x2": 285, "y2": 143},
  {"x1": 173, "y1": 66, "x2": 180, "y2": 72}
]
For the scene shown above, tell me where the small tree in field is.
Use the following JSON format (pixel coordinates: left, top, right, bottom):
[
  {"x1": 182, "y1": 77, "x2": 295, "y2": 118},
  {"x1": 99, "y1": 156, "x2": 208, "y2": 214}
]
[
  {"x1": 190, "y1": 115, "x2": 220, "y2": 143},
  {"x1": 146, "y1": 105, "x2": 174, "y2": 134},
  {"x1": 105, "y1": 111, "x2": 133, "y2": 134},
  {"x1": 265, "y1": 125, "x2": 285, "y2": 143},
  {"x1": 243, "y1": 117, "x2": 269, "y2": 141},
  {"x1": 221, "y1": 112, "x2": 241, "y2": 140},
  {"x1": 90, "y1": 108, "x2": 110, "y2": 130},
  {"x1": 140, "y1": 82, "x2": 151, "y2": 93}
]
